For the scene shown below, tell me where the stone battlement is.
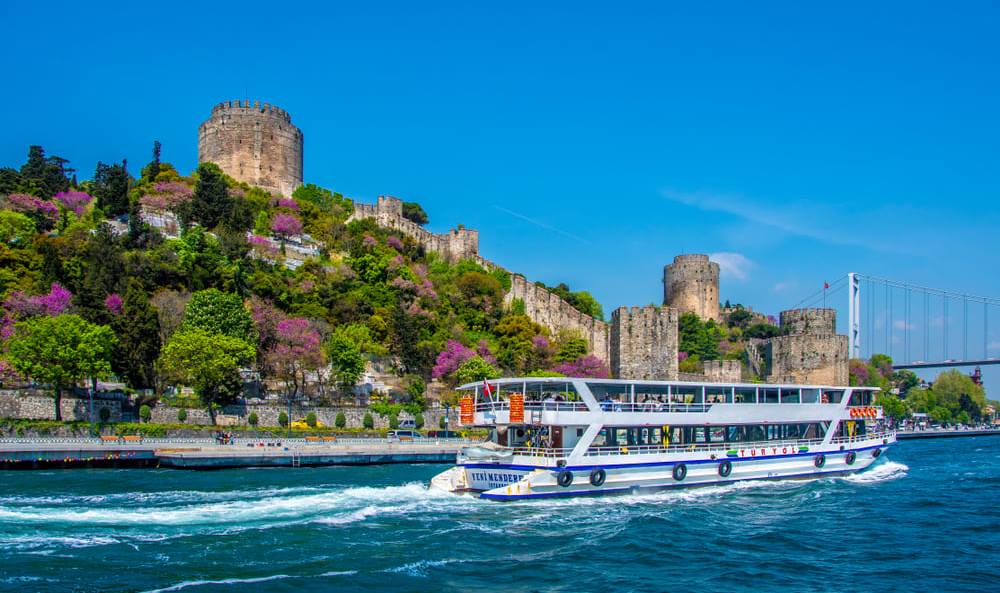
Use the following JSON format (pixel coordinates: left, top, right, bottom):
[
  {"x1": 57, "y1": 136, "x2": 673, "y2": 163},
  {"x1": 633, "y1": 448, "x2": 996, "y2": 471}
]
[
  {"x1": 348, "y1": 196, "x2": 479, "y2": 263},
  {"x1": 663, "y1": 254, "x2": 720, "y2": 322},
  {"x1": 610, "y1": 305, "x2": 679, "y2": 380},
  {"x1": 210, "y1": 100, "x2": 293, "y2": 122},
  {"x1": 780, "y1": 308, "x2": 837, "y2": 336}
]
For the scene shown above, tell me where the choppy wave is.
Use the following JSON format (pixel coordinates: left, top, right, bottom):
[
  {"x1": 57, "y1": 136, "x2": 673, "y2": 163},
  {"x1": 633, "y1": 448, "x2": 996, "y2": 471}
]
[{"x1": 141, "y1": 571, "x2": 357, "y2": 593}]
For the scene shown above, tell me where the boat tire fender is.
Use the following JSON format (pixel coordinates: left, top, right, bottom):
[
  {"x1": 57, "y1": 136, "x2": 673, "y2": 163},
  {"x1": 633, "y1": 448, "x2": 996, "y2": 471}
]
[
  {"x1": 589, "y1": 468, "x2": 606, "y2": 487},
  {"x1": 672, "y1": 463, "x2": 687, "y2": 481},
  {"x1": 845, "y1": 451, "x2": 857, "y2": 465},
  {"x1": 872, "y1": 448, "x2": 882, "y2": 459},
  {"x1": 814, "y1": 454, "x2": 826, "y2": 468},
  {"x1": 718, "y1": 460, "x2": 732, "y2": 478},
  {"x1": 557, "y1": 470, "x2": 573, "y2": 487}
]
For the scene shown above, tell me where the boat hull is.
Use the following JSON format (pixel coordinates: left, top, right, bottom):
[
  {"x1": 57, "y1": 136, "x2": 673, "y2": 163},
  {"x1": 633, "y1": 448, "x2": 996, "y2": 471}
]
[{"x1": 431, "y1": 442, "x2": 891, "y2": 500}]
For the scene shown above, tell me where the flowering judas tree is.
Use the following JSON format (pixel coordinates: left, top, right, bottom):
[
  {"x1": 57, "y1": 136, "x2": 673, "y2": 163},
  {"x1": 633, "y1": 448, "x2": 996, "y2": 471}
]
[
  {"x1": 139, "y1": 182, "x2": 193, "y2": 211},
  {"x1": 432, "y1": 339, "x2": 475, "y2": 380},
  {"x1": 271, "y1": 213, "x2": 303, "y2": 239},
  {"x1": 4, "y1": 283, "x2": 73, "y2": 318},
  {"x1": 266, "y1": 317, "x2": 324, "y2": 400},
  {"x1": 53, "y1": 191, "x2": 93, "y2": 217},
  {"x1": 551, "y1": 355, "x2": 610, "y2": 378},
  {"x1": 104, "y1": 293, "x2": 123, "y2": 316},
  {"x1": 5, "y1": 193, "x2": 58, "y2": 230}
]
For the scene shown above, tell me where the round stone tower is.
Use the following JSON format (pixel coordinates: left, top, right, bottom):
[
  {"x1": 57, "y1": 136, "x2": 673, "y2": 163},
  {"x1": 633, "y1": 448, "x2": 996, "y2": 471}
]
[
  {"x1": 198, "y1": 100, "x2": 303, "y2": 197},
  {"x1": 663, "y1": 254, "x2": 720, "y2": 322}
]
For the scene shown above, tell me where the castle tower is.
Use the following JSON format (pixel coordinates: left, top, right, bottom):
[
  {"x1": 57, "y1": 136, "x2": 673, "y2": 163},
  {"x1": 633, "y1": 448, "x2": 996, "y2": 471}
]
[
  {"x1": 198, "y1": 100, "x2": 303, "y2": 197},
  {"x1": 763, "y1": 308, "x2": 848, "y2": 385},
  {"x1": 663, "y1": 254, "x2": 720, "y2": 322},
  {"x1": 610, "y1": 306, "x2": 679, "y2": 380}
]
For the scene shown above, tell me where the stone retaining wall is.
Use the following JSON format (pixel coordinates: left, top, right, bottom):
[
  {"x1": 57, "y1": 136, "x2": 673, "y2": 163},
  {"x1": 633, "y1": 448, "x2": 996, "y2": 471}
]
[{"x1": 0, "y1": 390, "x2": 123, "y2": 422}]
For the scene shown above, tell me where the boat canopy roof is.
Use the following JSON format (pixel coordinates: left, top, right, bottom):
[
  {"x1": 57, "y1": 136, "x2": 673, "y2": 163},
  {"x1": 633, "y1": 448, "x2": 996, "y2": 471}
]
[{"x1": 457, "y1": 376, "x2": 878, "y2": 392}]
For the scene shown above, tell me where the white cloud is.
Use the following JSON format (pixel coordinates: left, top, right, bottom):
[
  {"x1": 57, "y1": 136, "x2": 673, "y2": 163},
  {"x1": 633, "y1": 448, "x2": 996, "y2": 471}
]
[
  {"x1": 772, "y1": 280, "x2": 796, "y2": 293},
  {"x1": 710, "y1": 252, "x2": 754, "y2": 282},
  {"x1": 661, "y1": 188, "x2": 914, "y2": 254}
]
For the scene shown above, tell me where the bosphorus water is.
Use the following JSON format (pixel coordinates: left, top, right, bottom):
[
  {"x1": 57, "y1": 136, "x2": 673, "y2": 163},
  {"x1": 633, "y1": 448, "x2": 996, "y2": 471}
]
[{"x1": 1, "y1": 438, "x2": 997, "y2": 593}]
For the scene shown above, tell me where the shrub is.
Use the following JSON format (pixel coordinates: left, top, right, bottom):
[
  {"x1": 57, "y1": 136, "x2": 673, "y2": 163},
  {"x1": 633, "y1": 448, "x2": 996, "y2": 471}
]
[
  {"x1": 388, "y1": 411, "x2": 399, "y2": 429},
  {"x1": 305, "y1": 411, "x2": 318, "y2": 427},
  {"x1": 278, "y1": 411, "x2": 289, "y2": 427},
  {"x1": 177, "y1": 408, "x2": 188, "y2": 423},
  {"x1": 362, "y1": 411, "x2": 374, "y2": 430},
  {"x1": 98, "y1": 407, "x2": 111, "y2": 423},
  {"x1": 335, "y1": 411, "x2": 346, "y2": 428},
  {"x1": 439, "y1": 415, "x2": 446, "y2": 429},
  {"x1": 415, "y1": 413, "x2": 425, "y2": 429},
  {"x1": 248, "y1": 412, "x2": 259, "y2": 427},
  {"x1": 139, "y1": 405, "x2": 151, "y2": 423}
]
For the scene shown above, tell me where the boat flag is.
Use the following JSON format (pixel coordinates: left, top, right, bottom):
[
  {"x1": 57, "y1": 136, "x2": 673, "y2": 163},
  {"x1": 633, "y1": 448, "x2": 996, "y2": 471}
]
[
  {"x1": 824, "y1": 282, "x2": 830, "y2": 289},
  {"x1": 483, "y1": 379, "x2": 494, "y2": 398}
]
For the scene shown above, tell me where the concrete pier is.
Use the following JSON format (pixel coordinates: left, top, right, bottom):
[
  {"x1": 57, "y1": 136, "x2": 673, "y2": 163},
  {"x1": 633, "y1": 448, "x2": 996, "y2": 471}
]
[
  {"x1": 896, "y1": 428, "x2": 1000, "y2": 440},
  {"x1": 0, "y1": 438, "x2": 468, "y2": 470}
]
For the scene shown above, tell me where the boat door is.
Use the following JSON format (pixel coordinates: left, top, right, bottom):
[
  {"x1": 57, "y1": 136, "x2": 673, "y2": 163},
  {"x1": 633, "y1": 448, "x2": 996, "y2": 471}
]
[{"x1": 551, "y1": 426, "x2": 563, "y2": 449}]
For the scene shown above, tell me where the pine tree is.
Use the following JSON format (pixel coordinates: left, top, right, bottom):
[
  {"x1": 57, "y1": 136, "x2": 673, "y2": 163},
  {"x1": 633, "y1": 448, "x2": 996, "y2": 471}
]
[
  {"x1": 92, "y1": 160, "x2": 130, "y2": 216},
  {"x1": 189, "y1": 163, "x2": 232, "y2": 229},
  {"x1": 112, "y1": 279, "x2": 162, "y2": 388}
]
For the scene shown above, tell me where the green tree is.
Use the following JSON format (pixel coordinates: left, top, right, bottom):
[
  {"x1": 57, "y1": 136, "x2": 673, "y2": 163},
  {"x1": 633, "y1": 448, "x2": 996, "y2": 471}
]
[
  {"x1": 142, "y1": 140, "x2": 161, "y2": 183},
  {"x1": 363, "y1": 411, "x2": 374, "y2": 430},
  {"x1": 5, "y1": 314, "x2": 116, "y2": 420},
  {"x1": 0, "y1": 211, "x2": 36, "y2": 246},
  {"x1": 177, "y1": 408, "x2": 188, "y2": 423},
  {"x1": 325, "y1": 334, "x2": 366, "y2": 397},
  {"x1": 388, "y1": 411, "x2": 400, "y2": 429},
  {"x1": 495, "y1": 314, "x2": 545, "y2": 373},
  {"x1": 555, "y1": 336, "x2": 588, "y2": 363},
  {"x1": 305, "y1": 411, "x2": 318, "y2": 427},
  {"x1": 112, "y1": 279, "x2": 161, "y2": 388},
  {"x1": 414, "y1": 413, "x2": 425, "y2": 429},
  {"x1": 874, "y1": 393, "x2": 908, "y2": 423},
  {"x1": 401, "y1": 201, "x2": 429, "y2": 225},
  {"x1": 92, "y1": 160, "x2": 131, "y2": 216},
  {"x1": 678, "y1": 312, "x2": 720, "y2": 360},
  {"x1": 454, "y1": 356, "x2": 501, "y2": 385},
  {"x1": 139, "y1": 404, "x2": 152, "y2": 423},
  {"x1": 187, "y1": 163, "x2": 232, "y2": 229},
  {"x1": 439, "y1": 415, "x2": 446, "y2": 429},
  {"x1": 278, "y1": 411, "x2": 288, "y2": 427},
  {"x1": 157, "y1": 328, "x2": 255, "y2": 424},
  {"x1": 335, "y1": 411, "x2": 346, "y2": 428},
  {"x1": 20, "y1": 145, "x2": 72, "y2": 198},
  {"x1": 248, "y1": 411, "x2": 259, "y2": 427},
  {"x1": 181, "y1": 288, "x2": 254, "y2": 343}
]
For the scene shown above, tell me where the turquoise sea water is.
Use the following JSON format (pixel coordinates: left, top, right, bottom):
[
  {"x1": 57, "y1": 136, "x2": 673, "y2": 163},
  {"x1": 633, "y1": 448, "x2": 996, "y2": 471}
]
[{"x1": 0, "y1": 438, "x2": 998, "y2": 593}]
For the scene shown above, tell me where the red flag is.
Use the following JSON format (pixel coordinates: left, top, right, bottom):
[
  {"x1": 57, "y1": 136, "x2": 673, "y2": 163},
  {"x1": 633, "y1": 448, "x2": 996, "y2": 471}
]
[
  {"x1": 483, "y1": 379, "x2": 493, "y2": 397},
  {"x1": 824, "y1": 282, "x2": 830, "y2": 289}
]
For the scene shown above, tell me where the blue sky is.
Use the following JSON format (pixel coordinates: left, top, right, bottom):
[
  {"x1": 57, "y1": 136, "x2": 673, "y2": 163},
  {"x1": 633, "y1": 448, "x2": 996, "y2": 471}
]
[{"x1": 3, "y1": 1, "x2": 999, "y2": 389}]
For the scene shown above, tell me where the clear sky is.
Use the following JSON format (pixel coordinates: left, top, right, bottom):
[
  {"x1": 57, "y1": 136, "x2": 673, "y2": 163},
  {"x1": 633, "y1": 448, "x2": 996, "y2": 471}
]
[{"x1": 3, "y1": 1, "x2": 999, "y2": 390}]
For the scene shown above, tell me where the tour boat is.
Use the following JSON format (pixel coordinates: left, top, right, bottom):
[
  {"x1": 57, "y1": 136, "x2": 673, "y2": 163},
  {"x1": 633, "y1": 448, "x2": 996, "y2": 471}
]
[{"x1": 430, "y1": 377, "x2": 895, "y2": 500}]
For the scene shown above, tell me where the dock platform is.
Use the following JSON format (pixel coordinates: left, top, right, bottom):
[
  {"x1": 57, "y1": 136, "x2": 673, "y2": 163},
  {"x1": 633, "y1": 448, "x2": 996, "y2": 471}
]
[{"x1": 0, "y1": 437, "x2": 469, "y2": 469}]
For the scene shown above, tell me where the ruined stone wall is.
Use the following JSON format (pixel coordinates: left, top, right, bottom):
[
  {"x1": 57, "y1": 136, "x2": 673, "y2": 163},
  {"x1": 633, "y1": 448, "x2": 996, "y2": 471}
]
[
  {"x1": 507, "y1": 274, "x2": 610, "y2": 361},
  {"x1": 150, "y1": 404, "x2": 454, "y2": 430},
  {"x1": 763, "y1": 307, "x2": 848, "y2": 385},
  {"x1": 764, "y1": 334, "x2": 849, "y2": 386},
  {"x1": 198, "y1": 100, "x2": 303, "y2": 197},
  {"x1": 663, "y1": 254, "x2": 720, "y2": 322},
  {"x1": 703, "y1": 360, "x2": 742, "y2": 383},
  {"x1": 609, "y1": 306, "x2": 679, "y2": 380},
  {"x1": 348, "y1": 196, "x2": 479, "y2": 262},
  {"x1": 0, "y1": 391, "x2": 123, "y2": 422}
]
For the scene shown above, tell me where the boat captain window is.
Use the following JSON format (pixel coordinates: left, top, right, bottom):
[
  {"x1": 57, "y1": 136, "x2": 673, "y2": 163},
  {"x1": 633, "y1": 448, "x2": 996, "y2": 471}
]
[{"x1": 734, "y1": 387, "x2": 757, "y2": 403}]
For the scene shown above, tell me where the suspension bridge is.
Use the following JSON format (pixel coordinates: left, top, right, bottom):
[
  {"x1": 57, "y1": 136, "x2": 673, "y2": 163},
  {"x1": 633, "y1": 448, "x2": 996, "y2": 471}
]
[{"x1": 792, "y1": 273, "x2": 1000, "y2": 370}]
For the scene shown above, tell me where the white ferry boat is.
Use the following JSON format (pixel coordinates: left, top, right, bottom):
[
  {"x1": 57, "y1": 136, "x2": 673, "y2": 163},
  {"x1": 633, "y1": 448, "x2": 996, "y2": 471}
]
[{"x1": 431, "y1": 377, "x2": 895, "y2": 500}]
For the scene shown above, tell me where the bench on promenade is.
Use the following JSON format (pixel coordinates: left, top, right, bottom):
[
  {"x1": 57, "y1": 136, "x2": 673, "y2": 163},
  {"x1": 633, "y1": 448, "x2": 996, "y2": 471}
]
[
  {"x1": 122, "y1": 435, "x2": 142, "y2": 443},
  {"x1": 100, "y1": 436, "x2": 120, "y2": 443},
  {"x1": 305, "y1": 436, "x2": 321, "y2": 442},
  {"x1": 322, "y1": 436, "x2": 337, "y2": 442}
]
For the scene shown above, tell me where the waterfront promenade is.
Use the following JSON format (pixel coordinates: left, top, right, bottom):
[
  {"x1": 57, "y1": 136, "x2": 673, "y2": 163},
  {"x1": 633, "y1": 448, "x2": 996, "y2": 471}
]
[{"x1": 0, "y1": 437, "x2": 473, "y2": 469}]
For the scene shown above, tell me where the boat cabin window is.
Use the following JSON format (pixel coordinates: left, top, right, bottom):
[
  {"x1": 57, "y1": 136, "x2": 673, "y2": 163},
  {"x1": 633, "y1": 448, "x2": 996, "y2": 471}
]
[
  {"x1": 822, "y1": 390, "x2": 844, "y2": 404},
  {"x1": 523, "y1": 381, "x2": 580, "y2": 402},
  {"x1": 761, "y1": 388, "x2": 780, "y2": 404},
  {"x1": 780, "y1": 388, "x2": 800, "y2": 404},
  {"x1": 801, "y1": 388, "x2": 821, "y2": 403},
  {"x1": 734, "y1": 387, "x2": 757, "y2": 403},
  {"x1": 849, "y1": 391, "x2": 873, "y2": 406},
  {"x1": 706, "y1": 386, "x2": 730, "y2": 403},
  {"x1": 673, "y1": 385, "x2": 702, "y2": 404},
  {"x1": 633, "y1": 384, "x2": 670, "y2": 404},
  {"x1": 591, "y1": 423, "x2": 828, "y2": 449}
]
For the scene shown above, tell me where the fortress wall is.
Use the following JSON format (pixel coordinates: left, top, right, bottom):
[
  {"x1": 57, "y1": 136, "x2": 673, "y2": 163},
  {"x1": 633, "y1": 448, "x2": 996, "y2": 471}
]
[
  {"x1": 780, "y1": 308, "x2": 837, "y2": 336},
  {"x1": 764, "y1": 334, "x2": 849, "y2": 386},
  {"x1": 506, "y1": 274, "x2": 610, "y2": 361},
  {"x1": 609, "y1": 306, "x2": 679, "y2": 380}
]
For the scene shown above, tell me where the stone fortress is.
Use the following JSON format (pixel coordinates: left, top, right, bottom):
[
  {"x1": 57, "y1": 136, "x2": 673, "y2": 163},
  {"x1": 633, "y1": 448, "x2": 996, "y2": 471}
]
[
  {"x1": 201, "y1": 101, "x2": 850, "y2": 385},
  {"x1": 198, "y1": 100, "x2": 304, "y2": 198}
]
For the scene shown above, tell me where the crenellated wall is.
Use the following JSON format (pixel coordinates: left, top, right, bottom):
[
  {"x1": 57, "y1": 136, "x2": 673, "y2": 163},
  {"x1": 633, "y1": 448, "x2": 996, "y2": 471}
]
[
  {"x1": 198, "y1": 100, "x2": 303, "y2": 197},
  {"x1": 348, "y1": 196, "x2": 479, "y2": 262},
  {"x1": 663, "y1": 254, "x2": 720, "y2": 322},
  {"x1": 763, "y1": 308, "x2": 848, "y2": 385},
  {"x1": 610, "y1": 306, "x2": 679, "y2": 380},
  {"x1": 506, "y1": 274, "x2": 610, "y2": 362}
]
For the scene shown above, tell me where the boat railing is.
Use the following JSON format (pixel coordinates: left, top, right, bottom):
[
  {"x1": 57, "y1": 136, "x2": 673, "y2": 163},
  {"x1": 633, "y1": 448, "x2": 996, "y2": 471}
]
[
  {"x1": 829, "y1": 430, "x2": 895, "y2": 445},
  {"x1": 473, "y1": 401, "x2": 713, "y2": 413}
]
